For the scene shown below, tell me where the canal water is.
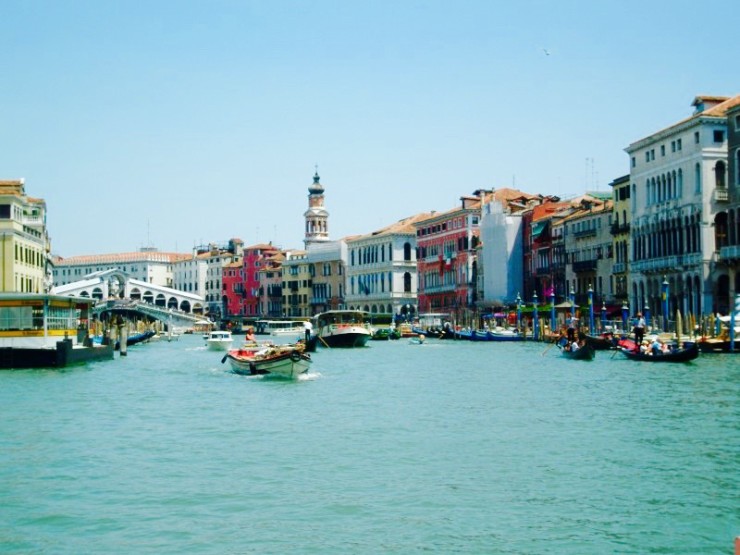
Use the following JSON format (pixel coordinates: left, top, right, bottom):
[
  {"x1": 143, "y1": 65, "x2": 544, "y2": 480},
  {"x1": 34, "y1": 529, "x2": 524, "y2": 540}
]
[{"x1": 1, "y1": 335, "x2": 738, "y2": 554}]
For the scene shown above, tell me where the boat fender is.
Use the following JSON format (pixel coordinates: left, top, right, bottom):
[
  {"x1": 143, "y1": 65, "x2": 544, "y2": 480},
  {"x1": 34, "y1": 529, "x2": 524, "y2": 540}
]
[
  {"x1": 290, "y1": 350, "x2": 302, "y2": 362},
  {"x1": 221, "y1": 354, "x2": 228, "y2": 364},
  {"x1": 249, "y1": 361, "x2": 256, "y2": 374}
]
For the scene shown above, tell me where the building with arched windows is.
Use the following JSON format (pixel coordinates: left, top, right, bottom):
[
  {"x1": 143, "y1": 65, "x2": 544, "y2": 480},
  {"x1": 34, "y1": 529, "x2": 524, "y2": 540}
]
[
  {"x1": 625, "y1": 94, "x2": 740, "y2": 322},
  {"x1": 345, "y1": 212, "x2": 432, "y2": 319}
]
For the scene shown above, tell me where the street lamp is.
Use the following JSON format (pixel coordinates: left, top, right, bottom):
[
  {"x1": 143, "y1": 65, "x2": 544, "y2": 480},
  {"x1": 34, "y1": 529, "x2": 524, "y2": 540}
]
[
  {"x1": 588, "y1": 284, "x2": 594, "y2": 334},
  {"x1": 550, "y1": 287, "x2": 556, "y2": 336},
  {"x1": 533, "y1": 291, "x2": 539, "y2": 341},
  {"x1": 662, "y1": 276, "x2": 669, "y2": 332},
  {"x1": 516, "y1": 292, "x2": 522, "y2": 331}
]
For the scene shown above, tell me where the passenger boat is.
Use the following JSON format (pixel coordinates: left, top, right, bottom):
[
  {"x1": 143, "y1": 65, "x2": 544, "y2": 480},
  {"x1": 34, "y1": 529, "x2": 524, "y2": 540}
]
[
  {"x1": 205, "y1": 330, "x2": 233, "y2": 351},
  {"x1": 371, "y1": 327, "x2": 401, "y2": 340},
  {"x1": 0, "y1": 293, "x2": 114, "y2": 369},
  {"x1": 221, "y1": 342, "x2": 311, "y2": 378},
  {"x1": 256, "y1": 320, "x2": 309, "y2": 344},
  {"x1": 313, "y1": 310, "x2": 372, "y2": 348},
  {"x1": 620, "y1": 342, "x2": 699, "y2": 362}
]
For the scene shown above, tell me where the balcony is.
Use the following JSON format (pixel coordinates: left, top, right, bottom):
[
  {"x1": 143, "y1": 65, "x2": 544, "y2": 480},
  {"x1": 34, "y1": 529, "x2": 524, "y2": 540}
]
[
  {"x1": 535, "y1": 265, "x2": 551, "y2": 277},
  {"x1": 612, "y1": 262, "x2": 626, "y2": 274},
  {"x1": 572, "y1": 259, "x2": 597, "y2": 272},
  {"x1": 572, "y1": 228, "x2": 597, "y2": 239},
  {"x1": 719, "y1": 244, "x2": 740, "y2": 261},
  {"x1": 714, "y1": 188, "x2": 729, "y2": 202},
  {"x1": 422, "y1": 283, "x2": 457, "y2": 294},
  {"x1": 610, "y1": 223, "x2": 630, "y2": 236}
]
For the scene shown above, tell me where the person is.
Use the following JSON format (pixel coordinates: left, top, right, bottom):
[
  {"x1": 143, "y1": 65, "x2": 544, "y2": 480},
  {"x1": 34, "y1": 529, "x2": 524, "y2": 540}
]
[
  {"x1": 633, "y1": 312, "x2": 646, "y2": 346},
  {"x1": 571, "y1": 339, "x2": 580, "y2": 351},
  {"x1": 567, "y1": 313, "x2": 578, "y2": 342},
  {"x1": 245, "y1": 327, "x2": 256, "y2": 342},
  {"x1": 650, "y1": 338, "x2": 662, "y2": 356}
]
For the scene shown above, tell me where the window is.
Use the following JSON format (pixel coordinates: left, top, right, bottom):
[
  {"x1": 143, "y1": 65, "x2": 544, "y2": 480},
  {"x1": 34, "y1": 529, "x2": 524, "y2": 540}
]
[
  {"x1": 677, "y1": 138, "x2": 682, "y2": 151},
  {"x1": 671, "y1": 141, "x2": 676, "y2": 152},
  {"x1": 0, "y1": 205, "x2": 10, "y2": 219},
  {"x1": 631, "y1": 157, "x2": 635, "y2": 168},
  {"x1": 714, "y1": 130, "x2": 725, "y2": 143},
  {"x1": 694, "y1": 131, "x2": 700, "y2": 144},
  {"x1": 661, "y1": 145, "x2": 665, "y2": 156}
]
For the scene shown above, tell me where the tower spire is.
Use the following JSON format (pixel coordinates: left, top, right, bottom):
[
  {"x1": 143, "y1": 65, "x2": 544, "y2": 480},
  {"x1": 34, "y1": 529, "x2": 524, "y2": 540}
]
[{"x1": 304, "y1": 169, "x2": 329, "y2": 248}]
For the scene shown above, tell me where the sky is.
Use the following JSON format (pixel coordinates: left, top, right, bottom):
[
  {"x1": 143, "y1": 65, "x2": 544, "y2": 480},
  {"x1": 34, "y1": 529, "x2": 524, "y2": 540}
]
[{"x1": 2, "y1": 0, "x2": 737, "y2": 257}]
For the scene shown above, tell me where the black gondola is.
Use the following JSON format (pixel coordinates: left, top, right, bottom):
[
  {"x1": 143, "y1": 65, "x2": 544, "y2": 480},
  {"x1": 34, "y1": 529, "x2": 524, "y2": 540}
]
[
  {"x1": 620, "y1": 342, "x2": 699, "y2": 362},
  {"x1": 559, "y1": 343, "x2": 595, "y2": 360}
]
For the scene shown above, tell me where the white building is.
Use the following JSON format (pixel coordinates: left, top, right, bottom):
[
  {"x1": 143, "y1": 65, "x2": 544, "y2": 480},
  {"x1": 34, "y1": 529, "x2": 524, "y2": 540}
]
[
  {"x1": 52, "y1": 248, "x2": 190, "y2": 290},
  {"x1": 625, "y1": 94, "x2": 740, "y2": 320},
  {"x1": 345, "y1": 213, "x2": 431, "y2": 318},
  {"x1": 479, "y1": 201, "x2": 523, "y2": 305}
]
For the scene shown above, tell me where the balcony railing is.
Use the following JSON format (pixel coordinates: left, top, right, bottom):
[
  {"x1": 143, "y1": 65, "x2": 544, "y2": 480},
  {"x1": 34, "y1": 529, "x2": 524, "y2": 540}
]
[
  {"x1": 714, "y1": 188, "x2": 729, "y2": 202},
  {"x1": 572, "y1": 259, "x2": 598, "y2": 272},
  {"x1": 612, "y1": 262, "x2": 626, "y2": 274},
  {"x1": 535, "y1": 266, "x2": 551, "y2": 277},
  {"x1": 572, "y1": 228, "x2": 597, "y2": 239},
  {"x1": 610, "y1": 223, "x2": 630, "y2": 236},
  {"x1": 719, "y1": 244, "x2": 740, "y2": 261}
]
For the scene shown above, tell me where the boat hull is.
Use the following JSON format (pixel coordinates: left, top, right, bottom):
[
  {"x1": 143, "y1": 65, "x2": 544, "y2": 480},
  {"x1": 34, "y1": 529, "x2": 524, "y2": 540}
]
[
  {"x1": 620, "y1": 342, "x2": 699, "y2": 362},
  {"x1": 0, "y1": 339, "x2": 115, "y2": 369},
  {"x1": 319, "y1": 329, "x2": 371, "y2": 348},
  {"x1": 226, "y1": 348, "x2": 311, "y2": 378},
  {"x1": 560, "y1": 344, "x2": 596, "y2": 360}
]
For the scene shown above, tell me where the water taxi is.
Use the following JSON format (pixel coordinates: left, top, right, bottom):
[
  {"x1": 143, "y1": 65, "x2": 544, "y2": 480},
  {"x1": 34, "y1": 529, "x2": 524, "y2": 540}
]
[{"x1": 313, "y1": 310, "x2": 372, "y2": 348}]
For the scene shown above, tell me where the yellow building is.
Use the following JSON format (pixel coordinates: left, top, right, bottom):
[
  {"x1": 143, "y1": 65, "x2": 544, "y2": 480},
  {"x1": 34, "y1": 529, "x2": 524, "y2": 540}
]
[{"x1": 0, "y1": 179, "x2": 50, "y2": 293}]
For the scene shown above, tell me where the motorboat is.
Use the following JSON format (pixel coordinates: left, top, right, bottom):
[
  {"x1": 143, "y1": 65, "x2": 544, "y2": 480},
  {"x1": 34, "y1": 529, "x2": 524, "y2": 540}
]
[
  {"x1": 222, "y1": 343, "x2": 311, "y2": 379},
  {"x1": 313, "y1": 310, "x2": 372, "y2": 347},
  {"x1": 205, "y1": 330, "x2": 233, "y2": 351}
]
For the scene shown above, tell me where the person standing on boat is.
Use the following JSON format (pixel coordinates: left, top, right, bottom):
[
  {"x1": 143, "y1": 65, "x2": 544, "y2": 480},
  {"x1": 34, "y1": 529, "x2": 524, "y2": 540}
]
[
  {"x1": 633, "y1": 312, "x2": 646, "y2": 347},
  {"x1": 567, "y1": 313, "x2": 578, "y2": 342}
]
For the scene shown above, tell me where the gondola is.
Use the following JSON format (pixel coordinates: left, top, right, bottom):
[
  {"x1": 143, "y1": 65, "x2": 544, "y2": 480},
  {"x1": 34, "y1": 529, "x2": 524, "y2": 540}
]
[
  {"x1": 619, "y1": 342, "x2": 699, "y2": 362},
  {"x1": 584, "y1": 332, "x2": 615, "y2": 350},
  {"x1": 558, "y1": 343, "x2": 595, "y2": 360}
]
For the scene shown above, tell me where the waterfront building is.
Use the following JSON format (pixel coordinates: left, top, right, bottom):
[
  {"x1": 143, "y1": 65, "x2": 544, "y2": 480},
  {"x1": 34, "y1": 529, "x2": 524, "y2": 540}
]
[
  {"x1": 478, "y1": 189, "x2": 539, "y2": 307},
  {"x1": 173, "y1": 239, "x2": 242, "y2": 319},
  {"x1": 304, "y1": 171, "x2": 329, "y2": 248},
  {"x1": 562, "y1": 194, "x2": 614, "y2": 307},
  {"x1": 625, "y1": 94, "x2": 740, "y2": 319},
  {"x1": 256, "y1": 250, "x2": 285, "y2": 318},
  {"x1": 0, "y1": 179, "x2": 50, "y2": 293},
  {"x1": 239, "y1": 243, "x2": 281, "y2": 317},
  {"x1": 54, "y1": 248, "x2": 190, "y2": 290},
  {"x1": 282, "y1": 250, "x2": 312, "y2": 318},
  {"x1": 609, "y1": 175, "x2": 631, "y2": 307},
  {"x1": 414, "y1": 191, "x2": 487, "y2": 325},
  {"x1": 222, "y1": 260, "x2": 244, "y2": 317},
  {"x1": 525, "y1": 198, "x2": 572, "y2": 303},
  {"x1": 346, "y1": 213, "x2": 431, "y2": 319},
  {"x1": 307, "y1": 240, "x2": 347, "y2": 315},
  {"x1": 715, "y1": 101, "x2": 740, "y2": 313}
]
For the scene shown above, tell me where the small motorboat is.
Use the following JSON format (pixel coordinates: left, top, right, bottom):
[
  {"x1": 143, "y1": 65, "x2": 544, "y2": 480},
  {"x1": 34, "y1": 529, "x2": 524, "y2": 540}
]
[
  {"x1": 205, "y1": 330, "x2": 233, "y2": 351},
  {"x1": 221, "y1": 343, "x2": 311, "y2": 379}
]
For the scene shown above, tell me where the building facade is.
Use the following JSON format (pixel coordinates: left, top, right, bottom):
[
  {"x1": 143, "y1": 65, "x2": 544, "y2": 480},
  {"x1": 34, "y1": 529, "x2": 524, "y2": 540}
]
[
  {"x1": 307, "y1": 240, "x2": 347, "y2": 315},
  {"x1": 282, "y1": 250, "x2": 311, "y2": 318},
  {"x1": 609, "y1": 175, "x2": 631, "y2": 305},
  {"x1": 0, "y1": 179, "x2": 50, "y2": 293},
  {"x1": 625, "y1": 95, "x2": 740, "y2": 320},
  {"x1": 345, "y1": 213, "x2": 430, "y2": 318},
  {"x1": 415, "y1": 192, "x2": 486, "y2": 324}
]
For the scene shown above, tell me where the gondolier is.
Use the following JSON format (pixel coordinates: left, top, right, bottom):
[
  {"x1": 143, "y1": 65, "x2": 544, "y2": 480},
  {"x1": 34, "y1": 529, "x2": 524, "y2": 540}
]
[
  {"x1": 633, "y1": 312, "x2": 646, "y2": 346},
  {"x1": 567, "y1": 313, "x2": 578, "y2": 342}
]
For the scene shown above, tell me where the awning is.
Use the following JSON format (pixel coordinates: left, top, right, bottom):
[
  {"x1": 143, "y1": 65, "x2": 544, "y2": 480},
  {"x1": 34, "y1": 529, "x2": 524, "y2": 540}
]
[{"x1": 531, "y1": 220, "x2": 549, "y2": 239}]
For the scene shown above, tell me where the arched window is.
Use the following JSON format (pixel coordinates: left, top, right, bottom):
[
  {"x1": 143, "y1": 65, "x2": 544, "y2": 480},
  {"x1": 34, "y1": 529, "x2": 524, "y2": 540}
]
[
  {"x1": 715, "y1": 160, "x2": 726, "y2": 189},
  {"x1": 403, "y1": 242, "x2": 412, "y2": 261},
  {"x1": 695, "y1": 163, "x2": 702, "y2": 193},
  {"x1": 403, "y1": 272, "x2": 412, "y2": 293}
]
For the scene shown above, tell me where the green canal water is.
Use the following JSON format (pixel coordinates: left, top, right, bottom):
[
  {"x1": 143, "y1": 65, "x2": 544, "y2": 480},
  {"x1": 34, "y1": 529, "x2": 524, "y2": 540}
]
[{"x1": 1, "y1": 335, "x2": 738, "y2": 554}]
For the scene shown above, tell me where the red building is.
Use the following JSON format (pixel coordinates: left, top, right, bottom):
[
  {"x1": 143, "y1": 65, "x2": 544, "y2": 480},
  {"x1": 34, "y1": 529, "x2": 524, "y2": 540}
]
[
  {"x1": 241, "y1": 243, "x2": 281, "y2": 317},
  {"x1": 222, "y1": 260, "x2": 244, "y2": 316},
  {"x1": 414, "y1": 191, "x2": 487, "y2": 325}
]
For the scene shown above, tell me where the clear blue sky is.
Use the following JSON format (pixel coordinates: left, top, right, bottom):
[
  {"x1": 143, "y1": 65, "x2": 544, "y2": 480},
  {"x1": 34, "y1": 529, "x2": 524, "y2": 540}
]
[{"x1": 2, "y1": 0, "x2": 737, "y2": 257}]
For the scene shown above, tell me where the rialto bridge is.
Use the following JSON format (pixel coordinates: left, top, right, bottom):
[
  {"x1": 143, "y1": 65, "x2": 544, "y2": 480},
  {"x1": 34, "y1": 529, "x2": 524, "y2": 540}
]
[{"x1": 51, "y1": 269, "x2": 206, "y2": 327}]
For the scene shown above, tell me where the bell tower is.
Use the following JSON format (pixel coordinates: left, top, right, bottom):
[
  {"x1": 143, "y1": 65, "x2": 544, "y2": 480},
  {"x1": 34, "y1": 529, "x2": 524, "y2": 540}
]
[{"x1": 304, "y1": 170, "x2": 330, "y2": 248}]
